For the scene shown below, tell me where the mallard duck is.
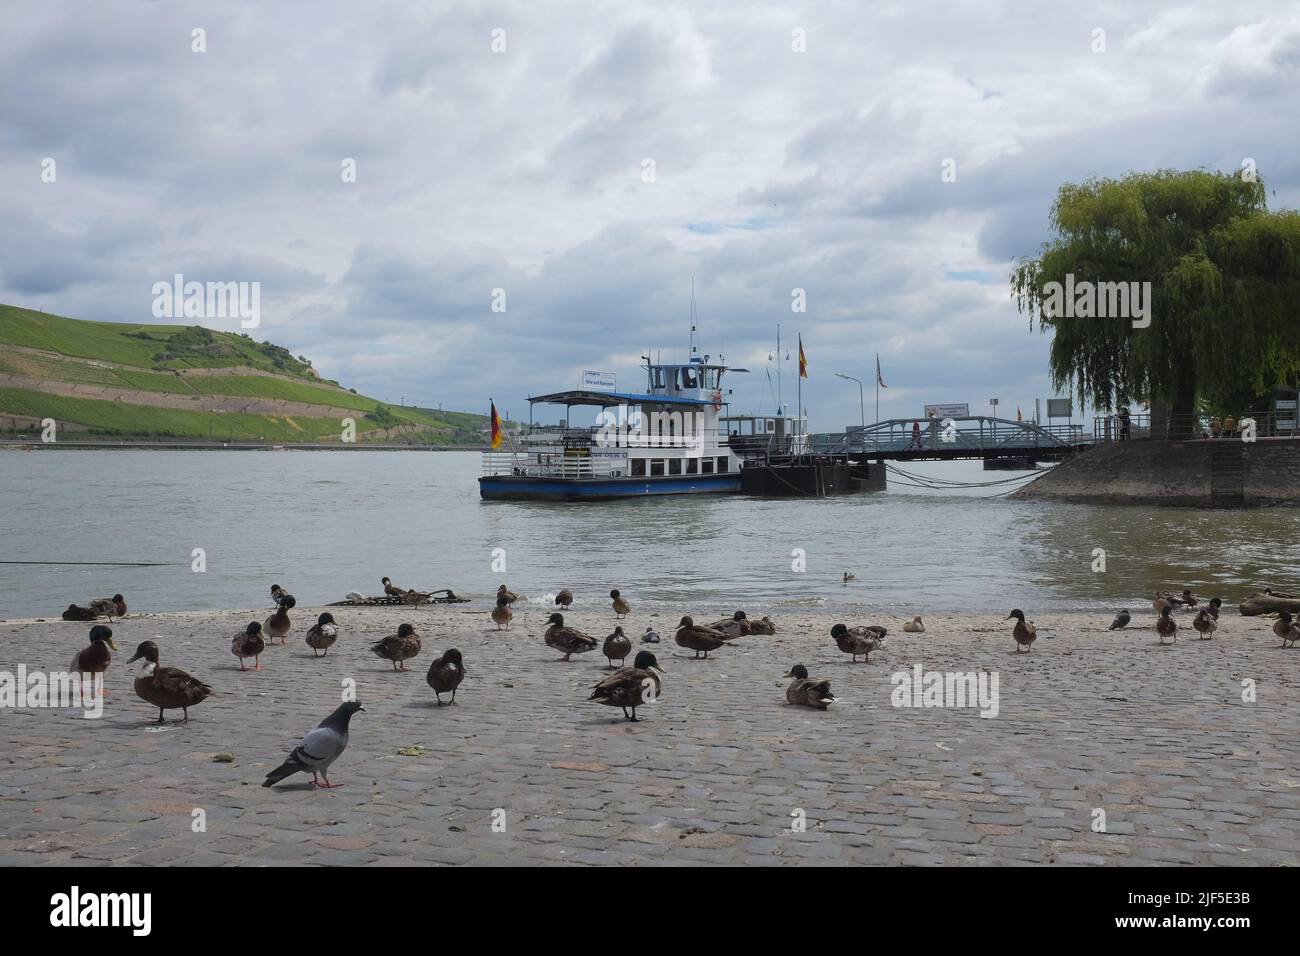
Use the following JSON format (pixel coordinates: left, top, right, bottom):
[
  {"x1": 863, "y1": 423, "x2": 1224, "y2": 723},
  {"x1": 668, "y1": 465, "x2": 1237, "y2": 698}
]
[
  {"x1": 748, "y1": 615, "x2": 777, "y2": 635},
  {"x1": 270, "y1": 584, "x2": 290, "y2": 607},
  {"x1": 1156, "y1": 604, "x2": 1178, "y2": 644},
  {"x1": 61, "y1": 603, "x2": 97, "y2": 621},
  {"x1": 264, "y1": 594, "x2": 295, "y2": 645},
  {"x1": 70, "y1": 625, "x2": 117, "y2": 686},
  {"x1": 782, "y1": 664, "x2": 835, "y2": 709},
  {"x1": 641, "y1": 626, "x2": 660, "y2": 644},
  {"x1": 372, "y1": 623, "x2": 421, "y2": 671},
  {"x1": 1273, "y1": 611, "x2": 1299, "y2": 648},
  {"x1": 401, "y1": 589, "x2": 432, "y2": 605},
  {"x1": 1006, "y1": 609, "x2": 1036, "y2": 652},
  {"x1": 232, "y1": 621, "x2": 266, "y2": 671},
  {"x1": 555, "y1": 589, "x2": 574, "y2": 609},
  {"x1": 305, "y1": 612, "x2": 338, "y2": 656},
  {"x1": 496, "y1": 584, "x2": 518, "y2": 604},
  {"x1": 902, "y1": 615, "x2": 925, "y2": 633},
  {"x1": 706, "y1": 611, "x2": 752, "y2": 637},
  {"x1": 491, "y1": 596, "x2": 513, "y2": 630},
  {"x1": 603, "y1": 626, "x2": 632, "y2": 669},
  {"x1": 426, "y1": 648, "x2": 465, "y2": 704},
  {"x1": 830, "y1": 623, "x2": 885, "y2": 662},
  {"x1": 87, "y1": 594, "x2": 127, "y2": 620},
  {"x1": 1108, "y1": 609, "x2": 1130, "y2": 630},
  {"x1": 127, "y1": 640, "x2": 213, "y2": 723},
  {"x1": 1178, "y1": 589, "x2": 1198, "y2": 608},
  {"x1": 1206, "y1": 597, "x2": 1223, "y2": 620},
  {"x1": 610, "y1": 589, "x2": 631, "y2": 619},
  {"x1": 381, "y1": 576, "x2": 404, "y2": 597},
  {"x1": 588, "y1": 650, "x2": 664, "y2": 721},
  {"x1": 674, "y1": 616, "x2": 734, "y2": 658},
  {"x1": 1192, "y1": 608, "x2": 1217, "y2": 640},
  {"x1": 544, "y1": 612, "x2": 598, "y2": 660},
  {"x1": 843, "y1": 571, "x2": 856, "y2": 583},
  {"x1": 1152, "y1": 591, "x2": 1176, "y2": 613}
]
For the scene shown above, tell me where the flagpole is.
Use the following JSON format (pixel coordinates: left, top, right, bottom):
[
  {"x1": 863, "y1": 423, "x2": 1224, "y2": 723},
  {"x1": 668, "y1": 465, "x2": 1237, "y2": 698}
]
[
  {"x1": 875, "y1": 353, "x2": 879, "y2": 424},
  {"x1": 797, "y1": 333, "x2": 802, "y2": 454}
]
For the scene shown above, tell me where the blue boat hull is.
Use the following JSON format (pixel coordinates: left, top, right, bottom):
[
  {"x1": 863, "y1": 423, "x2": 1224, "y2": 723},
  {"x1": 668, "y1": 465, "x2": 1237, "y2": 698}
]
[{"x1": 479, "y1": 473, "x2": 741, "y2": 501}]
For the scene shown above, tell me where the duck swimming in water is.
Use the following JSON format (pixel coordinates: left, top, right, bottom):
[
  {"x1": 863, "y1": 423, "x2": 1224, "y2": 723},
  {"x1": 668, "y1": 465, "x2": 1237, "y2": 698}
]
[
  {"x1": 782, "y1": 664, "x2": 836, "y2": 709},
  {"x1": 588, "y1": 650, "x2": 664, "y2": 721},
  {"x1": 232, "y1": 621, "x2": 266, "y2": 671},
  {"x1": 127, "y1": 640, "x2": 213, "y2": 723},
  {"x1": 305, "y1": 612, "x2": 338, "y2": 657},
  {"x1": 1006, "y1": 609, "x2": 1036, "y2": 652},
  {"x1": 372, "y1": 623, "x2": 422, "y2": 671},
  {"x1": 830, "y1": 623, "x2": 885, "y2": 662},
  {"x1": 544, "y1": 612, "x2": 598, "y2": 661}
]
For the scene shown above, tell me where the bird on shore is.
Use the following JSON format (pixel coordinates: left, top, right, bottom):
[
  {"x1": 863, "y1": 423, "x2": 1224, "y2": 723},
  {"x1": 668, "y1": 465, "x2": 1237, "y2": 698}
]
[
  {"x1": 232, "y1": 621, "x2": 266, "y2": 671},
  {"x1": 262, "y1": 701, "x2": 365, "y2": 789},
  {"x1": 707, "y1": 610, "x2": 752, "y2": 637},
  {"x1": 831, "y1": 623, "x2": 886, "y2": 662},
  {"x1": 748, "y1": 615, "x2": 777, "y2": 635},
  {"x1": 555, "y1": 589, "x2": 574, "y2": 609},
  {"x1": 264, "y1": 594, "x2": 295, "y2": 645},
  {"x1": 401, "y1": 588, "x2": 432, "y2": 605},
  {"x1": 1156, "y1": 605, "x2": 1178, "y2": 644},
  {"x1": 602, "y1": 626, "x2": 632, "y2": 669},
  {"x1": 1152, "y1": 591, "x2": 1176, "y2": 613},
  {"x1": 491, "y1": 596, "x2": 513, "y2": 630},
  {"x1": 1178, "y1": 588, "x2": 1198, "y2": 608},
  {"x1": 381, "y1": 576, "x2": 404, "y2": 597},
  {"x1": 87, "y1": 594, "x2": 127, "y2": 621},
  {"x1": 544, "y1": 613, "x2": 598, "y2": 661},
  {"x1": 1108, "y1": 609, "x2": 1131, "y2": 630},
  {"x1": 610, "y1": 589, "x2": 631, "y2": 619},
  {"x1": 641, "y1": 626, "x2": 660, "y2": 644},
  {"x1": 588, "y1": 650, "x2": 664, "y2": 721},
  {"x1": 1192, "y1": 608, "x2": 1217, "y2": 640},
  {"x1": 674, "y1": 616, "x2": 734, "y2": 659},
  {"x1": 304, "y1": 612, "x2": 338, "y2": 657},
  {"x1": 127, "y1": 640, "x2": 213, "y2": 723},
  {"x1": 70, "y1": 625, "x2": 116, "y2": 688},
  {"x1": 426, "y1": 648, "x2": 465, "y2": 704},
  {"x1": 903, "y1": 615, "x2": 925, "y2": 633},
  {"x1": 496, "y1": 584, "x2": 518, "y2": 605},
  {"x1": 270, "y1": 584, "x2": 292, "y2": 608},
  {"x1": 371, "y1": 623, "x2": 421, "y2": 671},
  {"x1": 782, "y1": 664, "x2": 836, "y2": 709},
  {"x1": 61, "y1": 603, "x2": 97, "y2": 621},
  {"x1": 1205, "y1": 597, "x2": 1223, "y2": 620},
  {"x1": 1273, "y1": 611, "x2": 1299, "y2": 648},
  {"x1": 1006, "y1": 609, "x2": 1036, "y2": 652}
]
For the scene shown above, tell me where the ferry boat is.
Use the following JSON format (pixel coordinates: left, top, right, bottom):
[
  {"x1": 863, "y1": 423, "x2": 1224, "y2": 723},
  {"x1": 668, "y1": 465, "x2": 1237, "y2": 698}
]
[{"x1": 479, "y1": 355, "x2": 751, "y2": 501}]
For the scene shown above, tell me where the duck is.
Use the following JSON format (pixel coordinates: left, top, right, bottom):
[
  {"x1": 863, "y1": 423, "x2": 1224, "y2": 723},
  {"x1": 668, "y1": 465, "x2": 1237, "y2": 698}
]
[
  {"x1": 748, "y1": 615, "x2": 777, "y2": 635},
  {"x1": 1178, "y1": 588, "x2": 1198, "y2": 608},
  {"x1": 264, "y1": 594, "x2": 295, "y2": 645},
  {"x1": 304, "y1": 612, "x2": 338, "y2": 657},
  {"x1": 782, "y1": 664, "x2": 836, "y2": 709},
  {"x1": 674, "y1": 616, "x2": 734, "y2": 659},
  {"x1": 902, "y1": 615, "x2": 925, "y2": 633},
  {"x1": 1273, "y1": 611, "x2": 1299, "y2": 648},
  {"x1": 401, "y1": 588, "x2": 432, "y2": 605},
  {"x1": 270, "y1": 584, "x2": 291, "y2": 607},
  {"x1": 127, "y1": 640, "x2": 213, "y2": 723},
  {"x1": 496, "y1": 584, "x2": 519, "y2": 604},
  {"x1": 1006, "y1": 609, "x2": 1036, "y2": 652},
  {"x1": 842, "y1": 571, "x2": 856, "y2": 583},
  {"x1": 70, "y1": 624, "x2": 117, "y2": 685},
  {"x1": 555, "y1": 589, "x2": 574, "y2": 609},
  {"x1": 830, "y1": 623, "x2": 885, "y2": 662},
  {"x1": 1205, "y1": 597, "x2": 1223, "y2": 620},
  {"x1": 381, "y1": 576, "x2": 404, "y2": 597},
  {"x1": 87, "y1": 594, "x2": 127, "y2": 620},
  {"x1": 544, "y1": 612, "x2": 598, "y2": 661},
  {"x1": 1152, "y1": 591, "x2": 1176, "y2": 613},
  {"x1": 610, "y1": 589, "x2": 631, "y2": 619},
  {"x1": 706, "y1": 611, "x2": 752, "y2": 637},
  {"x1": 61, "y1": 603, "x2": 98, "y2": 621},
  {"x1": 602, "y1": 626, "x2": 632, "y2": 669},
  {"x1": 491, "y1": 596, "x2": 513, "y2": 630},
  {"x1": 426, "y1": 648, "x2": 465, "y2": 704},
  {"x1": 1192, "y1": 608, "x2": 1217, "y2": 640},
  {"x1": 641, "y1": 626, "x2": 660, "y2": 644},
  {"x1": 232, "y1": 621, "x2": 266, "y2": 671},
  {"x1": 371, "y1": 623, "x2": 422, "y2": 671},
  {"x1": 1156, "y1": 604, "x2": 1178, "y2": 644},
  {"x1": 588, "y1": 650, "x2": 664, "y2": 721},
  {"x1": 1108, "y1": 609, "x2": 1131, "y2": 630}
]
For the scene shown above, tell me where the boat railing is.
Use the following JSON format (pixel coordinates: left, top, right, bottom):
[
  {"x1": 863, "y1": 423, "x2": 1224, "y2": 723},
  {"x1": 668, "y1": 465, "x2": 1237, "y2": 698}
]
[{"x1": 481, "y1": 451, "x2": 631, "y2": 479}]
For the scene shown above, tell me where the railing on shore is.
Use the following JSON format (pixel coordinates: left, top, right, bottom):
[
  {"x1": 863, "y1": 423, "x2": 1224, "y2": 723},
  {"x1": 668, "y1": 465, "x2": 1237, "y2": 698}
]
[{"x1": 1092, "y1": 412, "x2": 1298, "y2": 442}]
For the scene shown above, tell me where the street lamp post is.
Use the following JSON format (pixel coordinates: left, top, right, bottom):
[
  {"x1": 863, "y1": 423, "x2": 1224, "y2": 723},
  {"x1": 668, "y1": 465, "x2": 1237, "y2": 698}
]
[{"x1": 835, "y1": 372, "x2": 866, "y2": 435}]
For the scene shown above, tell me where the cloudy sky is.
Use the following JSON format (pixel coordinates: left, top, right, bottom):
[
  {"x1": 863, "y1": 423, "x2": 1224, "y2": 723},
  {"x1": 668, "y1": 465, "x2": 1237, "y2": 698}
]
[{"x1": 2, "y1": 1, "x2": 1298, "y2": 429}]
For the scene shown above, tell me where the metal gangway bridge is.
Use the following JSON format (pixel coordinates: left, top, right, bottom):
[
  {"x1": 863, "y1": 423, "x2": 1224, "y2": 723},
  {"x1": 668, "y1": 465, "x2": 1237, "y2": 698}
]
[{"x1": 808, "y1": 416, "x2": 1092, "y2": 462}]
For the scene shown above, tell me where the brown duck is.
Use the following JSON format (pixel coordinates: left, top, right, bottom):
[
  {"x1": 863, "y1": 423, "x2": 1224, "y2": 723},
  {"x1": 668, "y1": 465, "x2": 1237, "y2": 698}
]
[
  {"x1": 1156, "y1": 604, "x2": 1178, "y2": 644},
  {"x1": 706, "y1": 611, "x2": 752, "y2": 637},
  {"x1": 831, "y1": 623, "x2": 886, "y2": 662},
  {"x1": 381, "y1": 576, "x2": 404, "y2": 597},
  {"x1": 305, "y1": 612, "x2": 339, "y2": 656},
  {"x1": 602, "y1": 626, "x2": 632, "y2": 669},
  {"x1": 748, "y1": 615, "x2": 777, "y2": 635},
  {"x1": 1006, "y1": 609, "x2": 1036, "y2": 652},
  {"x1": 588, "y1": 650, "x2": 664, "y2": 721},
  {"x1": 127, "y1": 640, "x2": 213, "y2": 723},
  {"x1": 1273, "y1": 611, "x2": 1299, "y2": 648},
  {"x1": 232, "y1": 621, "x2": 266, "y2": 671},
  {"x1": 555, "y1": 589, "x2": 574, "y2": 609},
  {"x1": 610, "y1": 589, "x2": 631, "y2": 619},
  {"x1": 1192, "y1": 608, "x2": 1217, "y2": 640},
  {"x1": 70, "y1": 625, "x2": 117, "y2": 683},
  {"x1": 491, "y1": 597, "x2": 513, "y2": 630},
  {"x1": 264, "y1": 594, "x2": 295, "y2": 645},
  {"x1": 544, "y1": 612, "x2": 598, "y2": 661},
  {"x1": 372, "y1": 623, "x2": 422, "y2": 671},
  {"x1": 674, "y1": 616, "x2": 734, "y2": 658},
  {"x1": 426, "y1": 648, "x2": 465, "y2": 704},
  {"x1": 783, "y1": 664, "x2": 836, "y2": 709},
  {"x1": 88, "y1": 594, "x2": 127, "y2": 620},
  {"x1": 496, "y1": 584, "x2": 519, "y2": 604}
]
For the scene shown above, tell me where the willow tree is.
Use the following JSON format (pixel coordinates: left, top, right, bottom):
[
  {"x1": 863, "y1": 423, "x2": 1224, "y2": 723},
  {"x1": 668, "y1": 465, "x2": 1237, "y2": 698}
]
[{"x1": 1011, "y1": 169, "x2": 1300, "y2": 436}]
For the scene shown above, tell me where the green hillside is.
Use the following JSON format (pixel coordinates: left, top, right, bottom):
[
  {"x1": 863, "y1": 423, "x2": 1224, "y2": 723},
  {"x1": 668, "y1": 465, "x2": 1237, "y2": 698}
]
[{"x1": 0, "y1": 304, "x2": 486, "y2": 444}]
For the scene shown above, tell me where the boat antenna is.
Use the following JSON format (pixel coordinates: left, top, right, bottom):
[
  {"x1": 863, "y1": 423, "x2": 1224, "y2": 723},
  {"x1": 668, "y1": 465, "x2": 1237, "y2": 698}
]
[{"x1": 689, "y1": 277, "x2": 699, "y2": 360}]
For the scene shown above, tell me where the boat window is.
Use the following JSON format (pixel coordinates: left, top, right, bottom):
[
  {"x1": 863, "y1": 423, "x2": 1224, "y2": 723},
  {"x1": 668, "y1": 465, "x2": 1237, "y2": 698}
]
[
  {"x1": 681, "y1": 367, "x2": 697, "y2": 389},
  {"x1": 631, "y1": 458, "x2": 646, "y2": 477},
  {"x1": 669, "y1": 459, "x2": 682, "y2": 475},
  {"x1": 717, "y1": 457, "x2": 728, "y2": 473},
  {"x1": 766, "y1": 419, "x2": 776, "y2": 432},
  {"x1": 650, "y1": 459, "x2": 665, "y2": 477},
  {"x1": 652, "y1": 368, "x2": 666, "y2": 389},
  {"x1": 702, "y1": 458, "x2": 714, "y2": 473},
  {"x1": 686, "y1": 458, "x2": 698, "y2": 474}
]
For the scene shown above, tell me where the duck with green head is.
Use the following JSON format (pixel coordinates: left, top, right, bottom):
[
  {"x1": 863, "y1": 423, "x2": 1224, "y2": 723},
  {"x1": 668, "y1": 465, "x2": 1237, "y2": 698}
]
[
  {"x1": 70, "y1": 624, "x2": 117, "y2": 686},
  {"x1": 588, "y1": 650, "x2": 664, "y2": 721},
  {"x1": 782, "y1": 664, "x2": 835, "y2": 709}
]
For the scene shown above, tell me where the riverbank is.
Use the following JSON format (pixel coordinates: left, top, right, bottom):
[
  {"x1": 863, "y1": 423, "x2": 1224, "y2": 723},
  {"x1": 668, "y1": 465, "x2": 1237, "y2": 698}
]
[{"x1": 3, "y1": 603, "x2": 1294, "y2": 865}]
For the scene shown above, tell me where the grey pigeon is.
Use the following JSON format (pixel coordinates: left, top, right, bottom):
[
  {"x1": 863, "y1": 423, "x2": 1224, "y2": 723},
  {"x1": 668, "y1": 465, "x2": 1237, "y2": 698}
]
[
  {"x1": 641, "y1": 626, "x2": 660, "y2": 644},
  {"x1": 1109, "y1": 609, "x2": 1130, "y2": 630},
  {"x1": 262, "y1": 701, "x2": 365, "y2": 789}
]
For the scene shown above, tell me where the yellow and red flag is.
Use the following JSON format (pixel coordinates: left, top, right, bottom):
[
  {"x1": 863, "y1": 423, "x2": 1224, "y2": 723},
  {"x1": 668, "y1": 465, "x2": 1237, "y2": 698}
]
[
  {"x1": 798, "y1": 335, "x2": 808, "y2": 379},
  {"x1": 490, "y1": 401, "x2": 503, "y2": 449}
]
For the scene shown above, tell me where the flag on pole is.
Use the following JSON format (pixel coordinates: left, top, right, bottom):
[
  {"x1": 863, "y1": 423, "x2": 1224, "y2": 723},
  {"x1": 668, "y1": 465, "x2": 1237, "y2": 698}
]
[
  {"x1": 1017, "y1": 407, "x2": 1023, "y2": 421},
  {"x1": 490, "y1": 401, "x2": 503, "y2": 449},
  {"x1": 876, "y1": 355, "x2": 887, "y2": 388},
  {"x1": 798, "y1": 336, "x2": 808, "y2": 379}
]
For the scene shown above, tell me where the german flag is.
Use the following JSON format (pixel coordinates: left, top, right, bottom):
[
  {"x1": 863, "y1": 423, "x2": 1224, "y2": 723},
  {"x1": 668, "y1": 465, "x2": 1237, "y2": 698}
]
[
  {"x1": 490, "y1": 401, "x2": 503, "y2": 449},
  {"x1": 798, "y1": 335, "x2": 808, "y2": 379}
]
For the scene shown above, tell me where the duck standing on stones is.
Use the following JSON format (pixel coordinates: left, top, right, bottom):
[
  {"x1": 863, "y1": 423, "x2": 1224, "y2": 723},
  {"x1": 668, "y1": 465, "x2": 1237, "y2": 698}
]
[
  {"x1": 127, "y1": 640, "x2": 213, "y2": 723},
  {"x1": 674, "y1": 616, "x2": 734, "y2": 659},
  {"x1": 748, "y1": 615, "x2": 777, "y2": 635},
  {"x1": 426, "y1": 648, "x2": 465, "y2": 704},
  {"x1": 496, "y1": 584, "x2": 519, "y2": 605},
  {"x1": 382, "y1": 576, "x2": 404, "y2": 597},
  {"x1": 305, "y1": 612, "x2": 339, "y2": 657},
  {"x1": 262, "y1": 701, "x2": 365, "y2": 790},
  {"x1": 232, "y1": 621, "x2": 266, "y2": 671},
  {"x1": 588, "y1": 650, "x2": 664, "y2": 721},
  {"x1": 1108, "y1": 609, "x2": 1131, "y2": 631},
  {"x1": 1006, "y1": 609, "x2": 1036, "y2": 652},
  {"x1": 88, "y1": 594, "x2": 127, "y2": 621},
  {"x1": 830, "y1": 623, "x2": 885, "y2": 662},
  {"x1": 603, "y1": 626, "x2": 632, "y2": 669},
  {"x1": 1273, "y1": 611, "x2": 1300, "y2": 648},
  {"x1": 265, "y1": 594, "x2": 295, "y2": 645},
  {"x1": 544, "y1": 612, "x2": 598, "y2": 661},
  {"x1": 782, "y1": 664, "x2": 836, "y2": 709},
  {"x1": 1156, "y1": 604, "x2": 1178, "y2": 644},
  {"x1": 707, "y1": 611, "x2": 752, "y2": 637},
  {"x1": 555, "y1": 589, "x2": 574, "y2": 610},
  {"x1": 372, "y1": 623, "x2": 422, "y2": 671},
  {"x1": 491, "y1": 596, "x2": 513, "y2": 630},
  {"x1": 610, "y1": 589, "x2": 631, "y2": 619},
  {"x1": 1192, "y1": 608, "x2": 1217, "y2": 640},
  {"x1": 903, "y1": 616, "x2": 925, "y2": 633},
  {"x1": 70, "y1": 625, "x2": 117, "y2": 690}
]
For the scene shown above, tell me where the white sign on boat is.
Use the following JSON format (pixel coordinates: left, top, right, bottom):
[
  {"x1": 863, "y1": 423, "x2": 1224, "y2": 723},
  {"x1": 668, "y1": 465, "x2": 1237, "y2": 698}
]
[{"x1": 582, "y1": 370, "x2": 616, "y2": 391}]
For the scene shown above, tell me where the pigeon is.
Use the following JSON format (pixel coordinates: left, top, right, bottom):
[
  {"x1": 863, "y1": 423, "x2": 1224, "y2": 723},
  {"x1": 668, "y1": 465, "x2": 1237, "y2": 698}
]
[
  {"x1": 641, "y1": 627, "x2": 660, "y2": 644},
  {"x1": 1108, "y1": 609, "x2": 1130, "y2": 630},
  {"x1": 262, "y1": 701, "x2": 365, "y2": 789}
]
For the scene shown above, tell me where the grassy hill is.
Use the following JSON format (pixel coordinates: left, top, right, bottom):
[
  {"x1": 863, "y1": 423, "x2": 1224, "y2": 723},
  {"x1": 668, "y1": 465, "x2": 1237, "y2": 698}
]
[{"x1": 0, "y1": 304, "x2": 486, "y2": 444}]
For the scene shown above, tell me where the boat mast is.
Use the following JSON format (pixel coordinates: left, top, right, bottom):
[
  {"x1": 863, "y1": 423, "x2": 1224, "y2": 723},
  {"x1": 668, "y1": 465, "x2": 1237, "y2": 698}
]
[{"x1": 776, "y1": 323, "x2": 782, "y2": 416}]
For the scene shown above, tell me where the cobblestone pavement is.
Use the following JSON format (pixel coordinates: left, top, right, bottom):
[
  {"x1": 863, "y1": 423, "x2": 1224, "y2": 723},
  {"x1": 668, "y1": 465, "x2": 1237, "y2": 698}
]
[{"x1": 1, "y1": 604, "x2": 1296, "y2": 865}]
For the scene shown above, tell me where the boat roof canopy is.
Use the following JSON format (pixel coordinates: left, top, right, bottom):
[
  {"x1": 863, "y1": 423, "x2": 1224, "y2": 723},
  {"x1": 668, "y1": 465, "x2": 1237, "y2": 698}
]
[{"x1": 527, "y1": 388, "x2": 715, "y2": 407}]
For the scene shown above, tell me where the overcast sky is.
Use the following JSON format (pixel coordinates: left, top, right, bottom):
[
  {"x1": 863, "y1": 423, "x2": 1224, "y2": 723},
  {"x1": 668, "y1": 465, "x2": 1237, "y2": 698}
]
[{"x1": 3, "y1": 1, "x2": 1298, "y2": 429}]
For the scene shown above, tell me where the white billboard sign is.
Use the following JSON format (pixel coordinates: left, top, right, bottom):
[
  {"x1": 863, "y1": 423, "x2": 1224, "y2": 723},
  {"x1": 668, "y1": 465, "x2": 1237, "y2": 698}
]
[{"x1": 581, "y1": 370, "x2": 616, "y2": 391}]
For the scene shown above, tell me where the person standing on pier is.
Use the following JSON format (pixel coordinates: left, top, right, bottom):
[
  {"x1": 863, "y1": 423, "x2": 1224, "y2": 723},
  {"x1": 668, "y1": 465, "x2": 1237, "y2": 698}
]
[{"x1": 909, "y1": 420, "x2": 923, "y2": 449}]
